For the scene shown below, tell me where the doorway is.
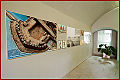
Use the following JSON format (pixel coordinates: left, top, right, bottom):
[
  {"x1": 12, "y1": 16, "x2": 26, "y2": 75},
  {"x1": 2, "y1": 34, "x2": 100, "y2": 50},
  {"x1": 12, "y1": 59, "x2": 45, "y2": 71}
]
[{"x1": 92, "y1": 29, "x2": 117, "y2": 59}]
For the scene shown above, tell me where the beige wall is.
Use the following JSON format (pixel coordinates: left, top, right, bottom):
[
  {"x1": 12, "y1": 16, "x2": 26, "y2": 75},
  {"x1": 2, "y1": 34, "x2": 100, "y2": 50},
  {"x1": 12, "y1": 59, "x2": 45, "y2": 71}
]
[
  {"x1": 91, "y1": 7, "x2": 119, "y2": 32},
  {"x1": 92, "y1": 7, "x2": 119, "y2": 60},
  {"x1": 1, "y1": 1, "x2": 92, "y2": 78},
  {"x1": 93, "y1": 31, "x2": 98, "y2": 54}
]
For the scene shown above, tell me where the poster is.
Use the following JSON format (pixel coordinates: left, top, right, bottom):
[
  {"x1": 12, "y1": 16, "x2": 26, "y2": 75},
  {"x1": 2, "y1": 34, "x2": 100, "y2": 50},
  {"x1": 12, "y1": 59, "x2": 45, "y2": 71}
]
[
  {"x1": 80, "y1": 30, "x2": 84, "y2": 45},
  {"x1": 58, "y1": 40, "x2": 66, "y2": 49},
  {"x1": 58, "y1": 40, "x2": 62, "y2": 49},
  {"x1": 67, "y1": 27, "x2": 80, "y2": 47},
  {"x1": 57, "y1": 24, "x2": 67, "y2": 49},
  {"x1": 6, "y1": 10, "x2": 91, "y2": 60},
  {"x1": 84, "y1": 32, "x2": 91, "y2": 44},
  {"x1": 6, "y1": 10, "x2": 57, "y2": 59},
  {"x1": 58, "y1": 25, "x2": 66, "y2": 33}
]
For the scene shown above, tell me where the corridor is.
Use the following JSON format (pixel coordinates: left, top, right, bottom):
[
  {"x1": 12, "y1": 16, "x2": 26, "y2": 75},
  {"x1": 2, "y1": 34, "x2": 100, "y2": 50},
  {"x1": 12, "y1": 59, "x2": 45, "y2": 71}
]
[{"x1": 63, "y1": 56, "x2": 119, "y2": 79}]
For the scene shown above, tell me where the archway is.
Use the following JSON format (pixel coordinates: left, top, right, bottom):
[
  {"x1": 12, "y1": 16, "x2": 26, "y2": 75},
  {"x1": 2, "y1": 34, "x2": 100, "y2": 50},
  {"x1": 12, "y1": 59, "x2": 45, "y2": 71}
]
[{"x1": 92, "y1": 29, "x2": 118, "y2": 59}]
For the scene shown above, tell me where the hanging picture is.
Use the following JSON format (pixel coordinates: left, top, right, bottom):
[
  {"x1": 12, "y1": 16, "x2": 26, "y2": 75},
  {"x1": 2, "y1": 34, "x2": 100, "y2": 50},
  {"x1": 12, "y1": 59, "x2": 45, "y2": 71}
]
[
  {"x1": 58, "y1": 24, "x2": 66, "y2": 33},
  {"x1": 62, "y1": 40, "x2": 66, "y2": 49},
  {"x1": 6, "y1": 10, "x2": 57, "y2": 59},
  {"x1": 58, "y1": 40, "x2": 66, "y2": 49},
  {"x1": 80, "y1": 30, "x2": 84, "y2": 36},
  {"x1": 57, "y1": 24, "x2": 67, "y2": 49},
  {"x1": 75, "y1": 28, "x2": 80, "y2": 35},
  {"x1": 80, "y1": 30, "x2": 84, "y2": 45},
  {"x1": 84, "y1": 32, "x2": 91, "y2": 44},
  {"x1": 67, "y1": 27, "x2": 80, "y2": 47},
  {"x1": 58, "y1": 40, "x2": 62, "y2": 49},
  {"x1": 80, "y1": 36, "x2": 84, "y2": 45}
]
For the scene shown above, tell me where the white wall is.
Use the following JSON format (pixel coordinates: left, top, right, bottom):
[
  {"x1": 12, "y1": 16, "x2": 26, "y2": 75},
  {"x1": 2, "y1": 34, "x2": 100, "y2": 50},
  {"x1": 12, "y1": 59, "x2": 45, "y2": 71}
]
[
  {"x1": 93, "y1": 31, "x2": 98, "y2": 54},
  {"x1": 92, "y1": 7, "x2": 119, "y2": 32},
  {"x1": 92, "y1": 7, "x2": 119, "y2": 60},
  {"x1": 1, "y1": 1, "x2": 92, "y2": 78},
  {"x1": 111, "y1": 31, "x2": 117, "y2": 49}
]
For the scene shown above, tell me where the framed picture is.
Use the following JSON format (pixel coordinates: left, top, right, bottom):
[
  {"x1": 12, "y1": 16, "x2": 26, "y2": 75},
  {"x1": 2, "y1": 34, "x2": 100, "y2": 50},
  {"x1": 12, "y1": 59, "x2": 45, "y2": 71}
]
[
  {"x1": 80, "y1": 30, "x2": 84, "y2": 36},
  {"x1": 62, "y1": 40, "x2": 66, "y2": 49},
  {"x1": 58, "y1": 40, "x2": 62, "y2": 49},
  {"x1": 58, "y1": 24, "x2": 66, "y2": 33},
  {"x1": 67, "y1": 26, "x2": 80, "y2": 47},
  {"x1": 58, "y1": 40, "x2": 66, "y2": 49}
]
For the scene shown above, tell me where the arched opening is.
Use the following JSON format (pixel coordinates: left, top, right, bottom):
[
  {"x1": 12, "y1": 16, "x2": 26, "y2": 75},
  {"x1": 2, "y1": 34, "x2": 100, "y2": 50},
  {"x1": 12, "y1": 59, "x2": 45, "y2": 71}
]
[{"x1": 92, "y1": 29, "x2": 118, "y2": 59}]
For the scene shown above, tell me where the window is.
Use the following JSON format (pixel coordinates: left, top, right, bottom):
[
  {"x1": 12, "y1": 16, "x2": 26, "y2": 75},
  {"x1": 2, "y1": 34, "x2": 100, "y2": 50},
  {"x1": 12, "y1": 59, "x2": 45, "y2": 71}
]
[{"x1": 97, "y1": 30, "x2": 112, "y2": 48}]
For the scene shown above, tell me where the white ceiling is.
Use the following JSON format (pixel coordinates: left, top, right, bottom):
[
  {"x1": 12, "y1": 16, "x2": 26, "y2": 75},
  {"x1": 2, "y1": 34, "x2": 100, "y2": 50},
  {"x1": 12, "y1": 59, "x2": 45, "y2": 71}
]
[{"x1": 42, "y1": 1, "x2": 119, "y2": 27}]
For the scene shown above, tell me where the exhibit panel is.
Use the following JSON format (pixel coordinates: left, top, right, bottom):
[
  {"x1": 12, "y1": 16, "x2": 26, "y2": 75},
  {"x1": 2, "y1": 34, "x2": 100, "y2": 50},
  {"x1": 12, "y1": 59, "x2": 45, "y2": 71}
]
[
  {"x1": 6, "y1": 10, "x2": 57, "y2": 59},
  {"x1": 67, "y1": 27, "x2": 91, "y2": 47},
  {"x1": 84, "y1": 32, "x2": 91, "y2": 44},
  {"x1": 57, "y1": 24, "x2": 67, "y2": 49},
  {"x1": 67, "y1": 27, "x2": 80, "y2": 47},
  {"x1": 6, "y1": 10, "x2": 91, "y2": 60}
]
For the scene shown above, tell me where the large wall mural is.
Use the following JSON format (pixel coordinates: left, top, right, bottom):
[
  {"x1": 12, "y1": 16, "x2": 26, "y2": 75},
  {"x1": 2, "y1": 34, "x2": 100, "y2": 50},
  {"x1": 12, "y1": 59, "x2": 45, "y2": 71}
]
[
  {"x1": 6, "y1": 10, "x2": 57, "y2": 59},
  {"x1": 6, "y1": 10, "x2": 91, "y2": 60}
]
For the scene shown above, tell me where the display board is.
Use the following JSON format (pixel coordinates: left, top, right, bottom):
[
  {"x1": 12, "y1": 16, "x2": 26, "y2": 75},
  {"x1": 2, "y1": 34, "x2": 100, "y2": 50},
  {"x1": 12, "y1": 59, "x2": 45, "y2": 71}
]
[
  {"x1": 67, "y1": 27, "x2": 80, "y2": 47},
  {"x1": 84, "y1": 32, "x2": 91, "y2": 44},
  {"x1": 57, "y1": 24, "x2": 67, "y2": 49},
  {"x1": 6, "y1": 11, "x2": 57, "y2": 59},
  {"x1": 6, "y1": 10, "x2": 91, "y2": 60}
]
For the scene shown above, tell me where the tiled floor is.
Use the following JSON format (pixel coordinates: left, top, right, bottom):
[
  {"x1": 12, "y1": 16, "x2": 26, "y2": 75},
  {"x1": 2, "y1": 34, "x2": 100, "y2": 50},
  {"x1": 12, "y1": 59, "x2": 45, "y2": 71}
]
[{"x1": 63, "y1": 56, "x2": 119, "y2": 79}]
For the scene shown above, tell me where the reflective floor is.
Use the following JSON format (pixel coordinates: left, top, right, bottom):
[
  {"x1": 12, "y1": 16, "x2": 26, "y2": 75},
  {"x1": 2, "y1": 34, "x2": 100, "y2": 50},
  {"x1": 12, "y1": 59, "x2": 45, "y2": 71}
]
[{"x1": 63, "y1": 56, "x2": 119, "y2": 79}]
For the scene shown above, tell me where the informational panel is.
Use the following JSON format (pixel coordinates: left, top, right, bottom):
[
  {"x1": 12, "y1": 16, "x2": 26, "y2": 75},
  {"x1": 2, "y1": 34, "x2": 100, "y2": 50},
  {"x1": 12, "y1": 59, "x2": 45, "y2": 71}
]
[
  {"x1": 6, "y1": 11, "x2": 57, "y2": 59},
  {"x1": 6, "y1": 10, "x2": 91, "y2": 60},
  {"x1": 80, "y1": 30, "x2": 84, "y2": 45},
  {"x1": 57, "y1": 24, "x2": 67, "y2": 49},
  {"x1": 84, "y1": 32, "x2": 91, "y2": 44},
  {"x1": 67, "y1": 27, "x2": 80, "y2": 47}
]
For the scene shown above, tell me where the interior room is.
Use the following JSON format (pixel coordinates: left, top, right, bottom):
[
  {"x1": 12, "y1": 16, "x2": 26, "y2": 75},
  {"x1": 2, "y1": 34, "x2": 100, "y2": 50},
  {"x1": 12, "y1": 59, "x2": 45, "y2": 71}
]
[{"x1": 1, "y1": 1, "x2": 119, "y2": 79}]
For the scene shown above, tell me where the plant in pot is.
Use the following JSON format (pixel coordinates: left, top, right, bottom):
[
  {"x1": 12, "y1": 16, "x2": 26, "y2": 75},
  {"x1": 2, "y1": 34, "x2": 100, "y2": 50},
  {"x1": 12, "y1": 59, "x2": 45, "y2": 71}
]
[{"x1": 98, "y1": 44, "x2": 117, "y2": 59}]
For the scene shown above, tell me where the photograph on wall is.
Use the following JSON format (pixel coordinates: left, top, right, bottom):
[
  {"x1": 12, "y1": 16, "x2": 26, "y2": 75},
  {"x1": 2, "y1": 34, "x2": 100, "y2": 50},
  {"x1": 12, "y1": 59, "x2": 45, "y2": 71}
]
[
  {"x1": 67, "y1": 27, "x2": 80, "y2": 47},
  {"x1": 58, "y1": 40, "x2": 63, "y2": 49},
  {"x1": 58, "y1": 24, "x2": 67, "y2": 33},
  {"x1": 84, "y1": 32, "x2": 91, "y2": 44},
  {"x1": 62, "y1": 40, "x2": 66, "y2": 49},
  {"x1": 6, "y1": 10, "x2": 57, "y2": 59},
  {"x1": 57, "y1": 24, "x2": 67, "y2": 49},
  {"x1": 58, "y1": 40, "x2": 66, "y2": 49},
  {"x1": 80, "y1": 30, "x2": 84, "y2": 45}
]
